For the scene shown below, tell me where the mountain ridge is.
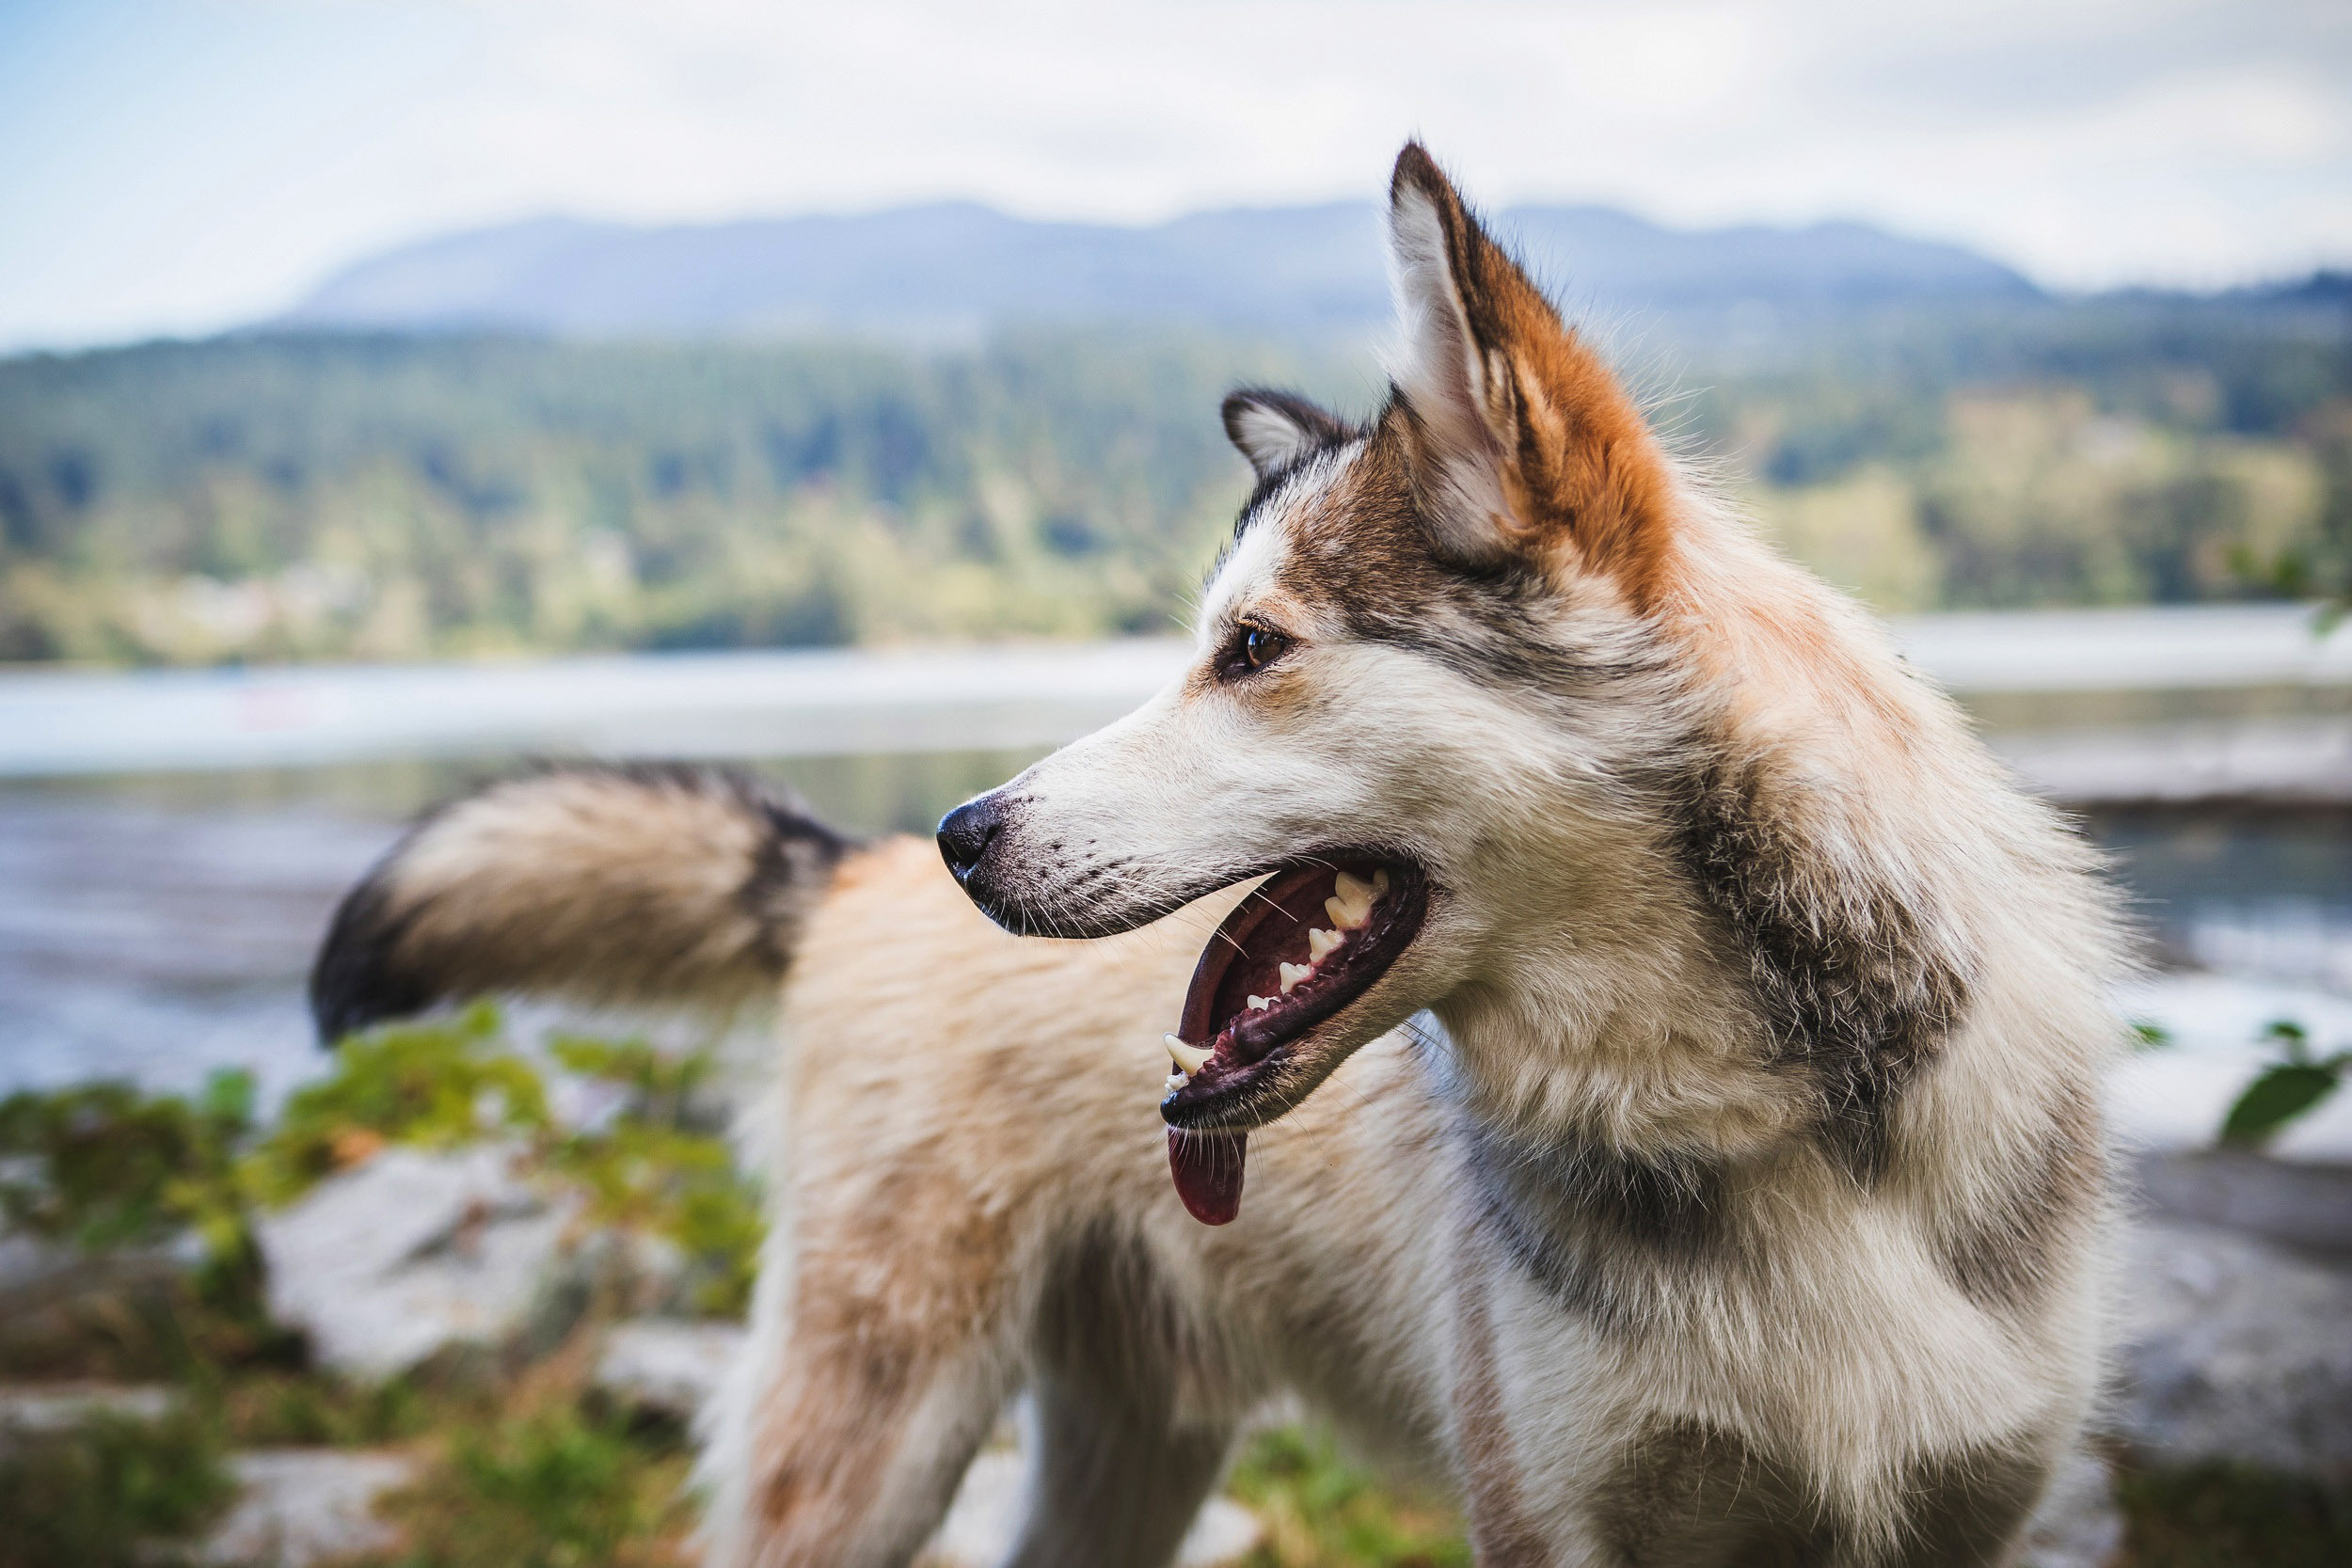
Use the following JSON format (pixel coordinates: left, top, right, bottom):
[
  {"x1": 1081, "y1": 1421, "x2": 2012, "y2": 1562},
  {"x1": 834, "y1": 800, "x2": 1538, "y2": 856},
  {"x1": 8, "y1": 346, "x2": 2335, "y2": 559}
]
[{"x1": 283, "y1": 199, "x2": 2042, "y2": 341}]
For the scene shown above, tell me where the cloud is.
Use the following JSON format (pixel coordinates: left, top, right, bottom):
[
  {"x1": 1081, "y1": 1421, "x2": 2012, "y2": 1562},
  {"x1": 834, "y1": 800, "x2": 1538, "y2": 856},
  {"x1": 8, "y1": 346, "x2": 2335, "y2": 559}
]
[{"x1": 0, "y1": 0, "x2": 2345, "y2": 349}]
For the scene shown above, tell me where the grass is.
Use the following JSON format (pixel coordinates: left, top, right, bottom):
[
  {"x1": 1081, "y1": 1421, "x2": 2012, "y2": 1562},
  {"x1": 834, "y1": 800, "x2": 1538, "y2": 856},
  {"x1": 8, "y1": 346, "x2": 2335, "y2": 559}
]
[
  {"x1": 0, "y1": 1402, "x2": 237, "y2": 1568},
  {"x1": 379, "y1": 1402, "x2": 698, "y2": 1568}
]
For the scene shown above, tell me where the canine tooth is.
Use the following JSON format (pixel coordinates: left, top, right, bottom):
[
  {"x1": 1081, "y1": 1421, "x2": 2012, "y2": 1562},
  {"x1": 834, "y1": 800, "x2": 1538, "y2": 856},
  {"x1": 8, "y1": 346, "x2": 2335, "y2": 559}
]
[
  {"x1": 1165, "y1": 1035, "x2": 1211, "y2": 1076},
  {"x1": 1248, "y1": 995, "x2": 1270, "y2": 1011},
  {"x1": 1328, "y1": 871, "x2": 1376, "y2": 928},
  {"x1": 1307, "y1": 927, "x2": 1344, "y2": 962},
  {"x1": 1279, "y1": 961, "x2": 1311, "y2": 994}
]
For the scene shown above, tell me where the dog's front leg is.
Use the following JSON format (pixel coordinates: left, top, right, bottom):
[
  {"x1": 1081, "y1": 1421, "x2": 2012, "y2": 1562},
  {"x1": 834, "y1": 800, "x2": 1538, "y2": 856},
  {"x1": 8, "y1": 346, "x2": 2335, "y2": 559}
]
[
  {"x1": 1005, "y1": 1370, "x2": 1235, "y2": 1568},
  {"x1": 699, "y1": 1182, "x2": 1026, "y2": 1568},
  {"x1": 703, "y1": 1305, "x2": 1016, "y2": 1568}
]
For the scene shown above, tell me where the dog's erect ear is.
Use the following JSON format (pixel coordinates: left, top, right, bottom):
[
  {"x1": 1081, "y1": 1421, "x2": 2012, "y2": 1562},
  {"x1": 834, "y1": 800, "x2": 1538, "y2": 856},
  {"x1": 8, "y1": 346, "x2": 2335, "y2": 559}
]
[
  {"x1": 1222, "y1": 388, "x2": 1351, "y2": 482},
  {"x1": 1385, "y1": 143, "x2": 1677, "y2": 603}
]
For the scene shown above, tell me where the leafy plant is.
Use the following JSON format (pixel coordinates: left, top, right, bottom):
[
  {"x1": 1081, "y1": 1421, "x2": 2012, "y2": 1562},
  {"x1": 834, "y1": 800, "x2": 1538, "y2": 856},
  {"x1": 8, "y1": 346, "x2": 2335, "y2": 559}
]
[
  {"x1": 545, "y1": 1036, "x2": 763, "y2": 1317},
  {"x1": 2219, "y1": 1020, "x2": 2352, "y2": 1149},
  {"x1": 0, "y1": 1069, "x2": 252, "y2": 1252},
  {"x1": 246, "y1": 1003, "x2": 551, "y2": 1205},
  {"x1": 245, "y1": 1008, "x2": 763, "y2": 1316},
  {"x1": 1227, "y1": 1423, "x2": 1470, "y2": 1568},
  {"x1": 0, "y1": 1069, "x2": 275, "y2": 1346},
  {"x1": 381, "y1": 1404, "x2": 695, "y2": 1568},
  {"x1": 0, "y1": 1404, "x2": 236, "y2": 1568}
]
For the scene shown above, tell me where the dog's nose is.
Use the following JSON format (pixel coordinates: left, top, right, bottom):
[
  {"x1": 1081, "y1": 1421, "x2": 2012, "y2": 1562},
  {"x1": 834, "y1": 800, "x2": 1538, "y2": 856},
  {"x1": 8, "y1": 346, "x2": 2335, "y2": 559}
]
[{"x1": 936, "y1": 796, "x2": 1006, "y2": 882}]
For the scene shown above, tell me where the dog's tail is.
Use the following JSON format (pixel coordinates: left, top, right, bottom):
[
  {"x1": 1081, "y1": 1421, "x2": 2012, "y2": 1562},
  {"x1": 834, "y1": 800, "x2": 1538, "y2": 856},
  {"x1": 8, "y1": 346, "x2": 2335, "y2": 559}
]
[{"x1": 309, "y1": 764, "x2": 853, "y2": 1042}]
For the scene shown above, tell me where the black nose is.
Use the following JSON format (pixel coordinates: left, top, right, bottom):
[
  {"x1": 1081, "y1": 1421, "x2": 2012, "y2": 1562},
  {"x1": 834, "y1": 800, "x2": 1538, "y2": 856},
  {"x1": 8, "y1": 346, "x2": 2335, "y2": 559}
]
[{"x1": 937, "y1": 795, "x2": 1006, "y2": 881}]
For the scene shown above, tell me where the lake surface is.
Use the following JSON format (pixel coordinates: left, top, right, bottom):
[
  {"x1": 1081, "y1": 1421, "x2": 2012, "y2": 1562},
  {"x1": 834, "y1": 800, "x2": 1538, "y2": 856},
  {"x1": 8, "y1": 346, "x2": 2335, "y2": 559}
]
[
  {"x1": 0, "y1": 752, "x2": 1047, "y2": 1103},
  {"x1": 5, "y1": 752, "x2": 2350, "y2": 1133},
  {"x1": 4, "y1": 608, "x2": 2349, "y2": 1152}
]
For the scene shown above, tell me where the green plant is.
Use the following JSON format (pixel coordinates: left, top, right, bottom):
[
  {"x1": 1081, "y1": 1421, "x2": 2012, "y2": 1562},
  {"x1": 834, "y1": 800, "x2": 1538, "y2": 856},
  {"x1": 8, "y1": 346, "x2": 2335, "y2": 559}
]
[
  {"x1": 216, "y1": 1367, "x2": 454, "y2": 1449},
  {"x1": 2117, "y1": 1460, "x2": 2352, "y2": 1568},
  {"x1": 0, "y1": 1069, "x2": 252, "y2": 1253},
  {"x1": 0, "y1": 1404, "x2": 236, "y2": 1568},
  {"x1": 0, "y1": 1069, "x2": 278, "y2": 1354},
  {"x1": 383, "y1": 1403, "x2": 694, "y2": 1568},
  {"x1": 2218, "y1": 1020, "x2": 2351, "y2": 1149},
  {"x1": 545, "y1": 1036, "x2": 764, "y2": 1317},
  {"x1": 247, "y1": 1003, "x2": 551, "y2": 1205},
  {"x1": 1227, "y1": 1424, "x2": 1470, "y2": 1568}
]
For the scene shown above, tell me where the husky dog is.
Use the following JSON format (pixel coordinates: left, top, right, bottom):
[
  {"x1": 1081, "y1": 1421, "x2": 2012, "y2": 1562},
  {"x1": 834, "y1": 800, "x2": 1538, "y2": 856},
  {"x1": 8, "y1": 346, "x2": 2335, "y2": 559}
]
[{"x1": 312, "y1": 146, "x2": 2123, "y2": 1566}]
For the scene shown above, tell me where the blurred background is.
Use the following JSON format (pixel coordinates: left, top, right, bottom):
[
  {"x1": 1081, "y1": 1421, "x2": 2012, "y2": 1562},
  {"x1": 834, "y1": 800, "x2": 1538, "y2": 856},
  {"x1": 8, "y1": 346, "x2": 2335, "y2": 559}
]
[{"x1": 0, "y1": 3, "x2": 2347, "y2": 1565}]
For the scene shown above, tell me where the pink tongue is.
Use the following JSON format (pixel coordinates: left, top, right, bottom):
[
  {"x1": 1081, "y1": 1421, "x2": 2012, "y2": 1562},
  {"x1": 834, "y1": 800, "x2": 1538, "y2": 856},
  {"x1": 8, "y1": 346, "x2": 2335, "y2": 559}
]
[{"x1": 1168, "y1": 1130, "x2": 1247, "y2": 1226}]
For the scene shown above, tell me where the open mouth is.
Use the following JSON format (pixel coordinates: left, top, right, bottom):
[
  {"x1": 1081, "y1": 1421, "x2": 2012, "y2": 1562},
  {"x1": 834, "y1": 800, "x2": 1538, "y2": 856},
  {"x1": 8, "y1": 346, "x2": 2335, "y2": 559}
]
[{"x1": 1159, "y1": 855, "x2": 1427, "y2": 1225}]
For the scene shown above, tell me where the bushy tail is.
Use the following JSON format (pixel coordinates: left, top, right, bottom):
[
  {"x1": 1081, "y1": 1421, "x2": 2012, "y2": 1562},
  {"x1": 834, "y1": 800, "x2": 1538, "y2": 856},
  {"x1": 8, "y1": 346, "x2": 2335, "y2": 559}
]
[{"x1": 310, "y1": 764, "x2": 852, "y2": 1042}]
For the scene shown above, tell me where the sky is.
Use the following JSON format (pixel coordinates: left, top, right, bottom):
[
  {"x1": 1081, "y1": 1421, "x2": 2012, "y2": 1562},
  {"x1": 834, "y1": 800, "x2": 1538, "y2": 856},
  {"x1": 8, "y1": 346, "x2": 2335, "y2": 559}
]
[{"x1": 1, "y1": 0, "x2": 2348, "y2": 352}]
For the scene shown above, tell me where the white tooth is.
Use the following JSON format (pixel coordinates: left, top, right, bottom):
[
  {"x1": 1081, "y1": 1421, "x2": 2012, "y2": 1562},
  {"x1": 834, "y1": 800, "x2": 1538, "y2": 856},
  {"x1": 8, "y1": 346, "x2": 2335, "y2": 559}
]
[
  {"x1": 1279, "y1": 961, "x2": 1311, "y2": 994},
  {"x1": 1325, "y1": 895, "x2": 1367, "y2": 931},
  {"x1": 1165, "y1": 1035, "x2": 1211, "y2": 1076},
  {"x1": 1333, "y1": 869, "x2": 1375, "y2": 907},
  {"x1": 1248, "y1": 995, "x2": 1271, "y2": 1011},
  {"x1": 1307, "y1": 927, "x2": 1344, "y2": 962},
  {"x1": 1164, "y1": 1071, "x2": 1186, "y2": 1093},
  {"x1": 1373, "y1": 867, "x2": 1391, "y2": 895}
]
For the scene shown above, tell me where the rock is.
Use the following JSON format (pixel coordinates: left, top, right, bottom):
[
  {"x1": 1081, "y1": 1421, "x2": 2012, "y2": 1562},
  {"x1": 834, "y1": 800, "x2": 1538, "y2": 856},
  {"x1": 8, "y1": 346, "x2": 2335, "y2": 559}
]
[
  {"x1": 924, "y1": 1449, "x2": 1261, "y2": 1568},
  {"x1": 2015, "y1": 1446, "x2": 2124, "y2": 1568},
  {"x1": 0, "y1": 1231, "x2": 191, "y2": 1310},
  {"x1": 0, "y1": 1232, "x2": 195, "y2": 1371},
  {"x1": 2111, "y1": 1218, "x2": 2352, "y2": 1478},
  {"x1": 254, "y1": 1144, "x2": 580, "y2": 1378},
  {"x1": 0, "y1": 1381, "x2": 175, "y2": 1444},
  {"x1": 569, "y1": 1224, "x2": 697, "y2": 1319},
  {"x1": 2134, "y1": 1149, "x2": 2352, "y2": 1256},
  {"x1": 201, "y1": 1448, "x2": 417, "y2": 1567},
  {"x1": 595, "y1": 1318, "x2": 745, "y2": 1419}
]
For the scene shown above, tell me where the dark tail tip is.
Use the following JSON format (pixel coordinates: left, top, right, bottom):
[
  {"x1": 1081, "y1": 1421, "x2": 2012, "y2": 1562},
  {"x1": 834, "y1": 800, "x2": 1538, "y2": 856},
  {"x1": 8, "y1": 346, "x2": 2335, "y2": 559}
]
[{"x1": 308, "y1": 875, "x2": 433, "y2": 1046}]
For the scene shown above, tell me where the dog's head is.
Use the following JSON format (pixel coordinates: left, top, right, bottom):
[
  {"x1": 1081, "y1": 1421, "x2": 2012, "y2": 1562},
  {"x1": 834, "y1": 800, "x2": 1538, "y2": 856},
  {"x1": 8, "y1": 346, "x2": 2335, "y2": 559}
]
[{"x1": 940, "y1": 144, "x2": 1716, "y2": 1163}]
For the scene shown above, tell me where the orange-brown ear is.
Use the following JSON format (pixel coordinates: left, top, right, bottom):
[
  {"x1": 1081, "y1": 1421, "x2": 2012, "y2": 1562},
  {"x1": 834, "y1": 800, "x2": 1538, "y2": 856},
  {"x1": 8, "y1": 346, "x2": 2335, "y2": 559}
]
[{"x1": 1385, "y1": 143, "x2": 1678, "y2": 605}]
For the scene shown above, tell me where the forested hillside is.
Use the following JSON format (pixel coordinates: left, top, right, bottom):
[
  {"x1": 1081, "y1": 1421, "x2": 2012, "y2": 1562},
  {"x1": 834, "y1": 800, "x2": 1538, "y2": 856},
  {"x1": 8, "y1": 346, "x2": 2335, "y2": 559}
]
[
  {"x1": 0, "y1": 331, "x2": 1361, "y2": 663},
  {"x1": 0, "y1": 284, "x2": 2345, "y2": 666}
]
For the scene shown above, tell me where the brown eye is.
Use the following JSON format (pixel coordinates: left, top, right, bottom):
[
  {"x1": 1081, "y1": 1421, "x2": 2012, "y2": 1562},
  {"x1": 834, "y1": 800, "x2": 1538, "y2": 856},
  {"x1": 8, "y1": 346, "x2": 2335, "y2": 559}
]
[{"x1": 1226, "y1": 624, "x2": 1291, "y2": 677}]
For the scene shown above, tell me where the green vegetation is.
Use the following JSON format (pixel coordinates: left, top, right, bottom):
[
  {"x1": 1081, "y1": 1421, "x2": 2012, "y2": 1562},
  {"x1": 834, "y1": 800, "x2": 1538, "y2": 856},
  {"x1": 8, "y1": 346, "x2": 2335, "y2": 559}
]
[
  {"x1": 0, "y1": 1069, "x2": 255, "y2": 1256},
  {"x1": 1228, "y1": 1425, "x2": 1469, "y2": 1568},
  {"x1": 0, "y1": 1402, "x2": 236, "y2": 1568},
  {"x1": 2116, "y1": 1459, "x2": 2352, "y2": 1568},
  {"x1": 2218, "y1": 1019, "x2": 2350, "y2": 1149},
  {"x1": 384, "y1": 1404, "x2": 698, "y2": 1568},
  {"x1": 0, "y1": 292, "x2": 2344, "y2": 665},
  {"x1": 4, "y1": 1009, "x2": 2350, "y2": 1563},
  {"x1": 0, "y1": 330, "x2": 1352, "y2": 663},
  {"x1": 243, "y1": 1006, "x2": 767, "y2": 1316}
]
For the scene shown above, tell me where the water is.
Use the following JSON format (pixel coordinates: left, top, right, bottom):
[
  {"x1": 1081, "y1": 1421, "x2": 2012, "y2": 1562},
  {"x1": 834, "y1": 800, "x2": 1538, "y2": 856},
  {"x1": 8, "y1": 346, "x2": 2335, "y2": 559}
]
[
  {"x1": 3, "y1": 736, "x2": 2349, "y2": 1136},
  {"x1": 2092, "y1": 806, "x2": 2352, "y2": 993},
  {"x1": 0, "y1": 751, "x2": 1046, "y2": 1102}
]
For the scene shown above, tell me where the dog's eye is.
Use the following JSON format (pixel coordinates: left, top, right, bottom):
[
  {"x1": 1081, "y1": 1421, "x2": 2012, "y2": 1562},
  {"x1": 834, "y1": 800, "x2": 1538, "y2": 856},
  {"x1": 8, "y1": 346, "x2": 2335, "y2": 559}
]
[{"x1": 1224, "y1": 624, "x2": 1292, "y2": 678}]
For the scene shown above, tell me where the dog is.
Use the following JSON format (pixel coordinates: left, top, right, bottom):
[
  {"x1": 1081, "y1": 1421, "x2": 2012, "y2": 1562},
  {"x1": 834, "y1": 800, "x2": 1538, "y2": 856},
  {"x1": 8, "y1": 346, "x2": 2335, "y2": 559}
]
[{"x1": 310, "y1": 144, "x2": 2125, "y2": 1566}]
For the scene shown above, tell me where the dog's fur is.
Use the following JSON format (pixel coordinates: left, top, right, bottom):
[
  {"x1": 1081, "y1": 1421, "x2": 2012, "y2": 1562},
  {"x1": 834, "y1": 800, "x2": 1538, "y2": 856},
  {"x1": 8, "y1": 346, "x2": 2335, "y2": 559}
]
[{"x1": 312, "y1": 147, "x2": 2125, "y2": 1567}]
